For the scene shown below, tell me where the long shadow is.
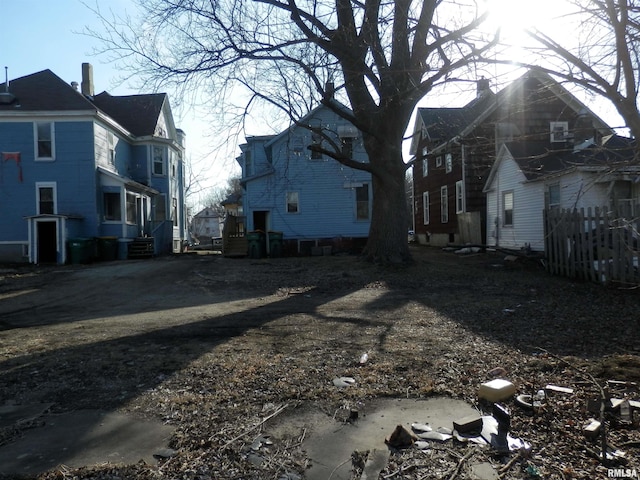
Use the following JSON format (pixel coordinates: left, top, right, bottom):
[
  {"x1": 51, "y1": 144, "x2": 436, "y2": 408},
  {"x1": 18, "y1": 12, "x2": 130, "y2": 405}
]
[{"x1": 0, "y1": 258, "x2": 379, "y2": 476}]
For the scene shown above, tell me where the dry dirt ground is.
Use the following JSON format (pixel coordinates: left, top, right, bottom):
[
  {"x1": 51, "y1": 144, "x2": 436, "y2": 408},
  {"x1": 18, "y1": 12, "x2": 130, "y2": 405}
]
[{"x1": 1, "y1": 245, "x2": 639, "y2": 479}]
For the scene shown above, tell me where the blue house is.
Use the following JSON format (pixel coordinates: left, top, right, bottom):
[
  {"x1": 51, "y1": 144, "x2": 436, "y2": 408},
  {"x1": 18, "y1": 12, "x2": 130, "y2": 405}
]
[
  {"x1": 0, "y1": 63, "x2": 187, "y2": 264},
  {"x1": 235, "y1": 102, "x2": 372, "y2": 255}
]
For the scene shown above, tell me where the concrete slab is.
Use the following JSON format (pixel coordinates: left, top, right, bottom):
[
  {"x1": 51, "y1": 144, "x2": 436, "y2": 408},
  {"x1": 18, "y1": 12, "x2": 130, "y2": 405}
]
[
  {"x1": 268, "y1": 397, "x2": 478, "y2": 480},
  {"x1": 0, "y1": 409, "x2": 175, "y2": 477}
]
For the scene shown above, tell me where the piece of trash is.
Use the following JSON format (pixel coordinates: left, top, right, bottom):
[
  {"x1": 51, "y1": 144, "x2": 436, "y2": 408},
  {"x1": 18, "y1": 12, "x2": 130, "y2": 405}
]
[
  {"x1": 385, "y1": 424, "x2": 418, "y2": 448},
  {"x1": 525, "y1": 464, "x2": 542, "y2": 477},
  {"x1": 545, "y1": 384, "x2": 574, "y2": 394},
  {"x1": 620, "y1": 400, "x2": 632, "y2": 422},
  {"x1": 453, "y1": 414, "x2": 483, "y2": 434},
  {"x1": 332, "y1": 377, "x2": 356, "y2": 388},
  {"x1": 411, "y1": 422, "x2": 432, "y2": 433},
  {"x1": 478, "y1": 379, "x2": 516, "y2": 402},
  {"x1": 437, "y1": 426, "x2": 453, "y2": 435},
  {"x1": 415, "y1": 430, "x2": 452, "y2": 441},
  {"x1": 502, "y1": 308, "x2": 516, "y2": 314},
  {"x1": 488, "y1": 367, "x2": 507, "y2": 378},
  {"x1": 583, "y1": 418, "x2": 601, "y2": 438},
  {"x1": 359, "y1": 353, "x2": 369, "y2": 364},
  {"x1": 414, "y1": 441, "x2": 430, "y2": 450}
]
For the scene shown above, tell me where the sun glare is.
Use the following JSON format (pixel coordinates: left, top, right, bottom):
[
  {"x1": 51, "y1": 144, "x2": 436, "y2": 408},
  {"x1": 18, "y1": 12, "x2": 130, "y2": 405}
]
[{"x1": 484, "y1": 0, "x2": 561, "y2": 41}]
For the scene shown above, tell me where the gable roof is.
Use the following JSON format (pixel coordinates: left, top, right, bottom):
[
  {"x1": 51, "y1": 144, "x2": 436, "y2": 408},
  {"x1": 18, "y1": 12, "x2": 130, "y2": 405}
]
[
  {"x1": 483, "y1": 135, "x2": 636, "y2": 191},
  {"x1": 413, "y1": 70, "x2": 613, "y2": 156},
  {"x1": 93, "y1": 92, "x2": 166, "y2": 137},
  {"x1": 0, "y1": 69, "x2": 96, "y2": 111}
]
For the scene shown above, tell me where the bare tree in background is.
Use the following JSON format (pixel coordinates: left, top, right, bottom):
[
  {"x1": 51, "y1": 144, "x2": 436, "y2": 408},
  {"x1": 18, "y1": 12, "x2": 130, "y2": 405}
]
[
  {"x1": 87, "y1": 0, "x2": 497, "y2": 264},
  {"x1": 520, "y1": 0, "x2": 640, "y2": 150},
  {"x1": 201, "y1": 176, "x2": 243, "y2": 216}
]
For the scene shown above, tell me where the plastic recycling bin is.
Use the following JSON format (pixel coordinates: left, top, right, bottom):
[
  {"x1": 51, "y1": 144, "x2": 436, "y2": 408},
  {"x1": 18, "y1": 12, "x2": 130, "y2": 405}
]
[
  {"x1": 67, "y1": 238, "x2": 93, "y2": 264},
  {"x1": 268, "y1": 231, "x2": 283, "y2": 258},
  {"x1": 247, "y1": 231, "x2": 265, "y2": 259},
  {"x1": 97, "y1": 236, "x2": 118, "y2": 261}
]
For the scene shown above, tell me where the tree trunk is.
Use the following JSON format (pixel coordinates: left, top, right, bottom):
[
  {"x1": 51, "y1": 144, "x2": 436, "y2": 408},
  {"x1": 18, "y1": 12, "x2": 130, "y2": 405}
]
[{"x1": 361, "y1": 139, "x2": 412, "y2": 264}]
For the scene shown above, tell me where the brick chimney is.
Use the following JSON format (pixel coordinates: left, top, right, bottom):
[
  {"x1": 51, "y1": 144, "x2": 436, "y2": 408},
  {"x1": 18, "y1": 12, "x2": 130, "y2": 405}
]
[
  {"x1": 81, "y1": 63, "x2": 94, "y2": 97},
  {"x1": 477, "y1": 77, "x2": 491, "y2": 99}
]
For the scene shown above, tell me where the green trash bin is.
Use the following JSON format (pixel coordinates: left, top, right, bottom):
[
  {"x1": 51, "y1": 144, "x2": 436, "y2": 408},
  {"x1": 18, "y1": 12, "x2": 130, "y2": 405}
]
[
  {"x1": 247, "y1": 231, "x2": 265, "y2": 259},
  {"x1": 268, "y1": 231, "x2": 283, "y2": 258},
  {"x1": 67, "y1": 238, "x2": 92, "y2": 264},
  {"x1": 97, "y1": 236, "x2": 118, "y2": 261}
]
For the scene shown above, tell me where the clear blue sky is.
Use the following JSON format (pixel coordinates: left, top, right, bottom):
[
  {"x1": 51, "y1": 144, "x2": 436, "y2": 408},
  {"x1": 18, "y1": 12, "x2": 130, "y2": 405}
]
[
  {"x1": 0, "y1": 0, "x2": 136, "y2": 95},
  {"x1": 0, "y1": 0, "x2": 234, "y2": 209}
]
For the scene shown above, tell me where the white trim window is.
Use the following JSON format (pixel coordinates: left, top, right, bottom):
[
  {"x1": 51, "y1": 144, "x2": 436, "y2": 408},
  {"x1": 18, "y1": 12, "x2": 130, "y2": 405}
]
[
  {"x1": 108, "y1": 132, "x2": 116, "y2": 166},
  {"x1": 152, "y1": 146, "x2": 165, "y2": 176},
  {"x1": 126, "y1": 192, "x2": 138, "y2": 224},
  {"x1": 550, "y1": 121, "x2": 569, "y2": 143},
  {"x1": 34, "y1": 122, "x2": 55, "y2": 160},
  {"x1": 36, "y1": 182, "x2": 57, "y2": 214},
  {"x1": 503, "y1": 191, "x2": 514, "y2": 227},
  {"x1": 286, "y1": 191, "x2": 299, "y2": 213},
  {"x1": 455, "y1": 180, "x2": 464, "y2": 213},
  {"x1": 445, "y1": 153, "x2": 453, "y2": 173},
  {"x1": 440, "y1": 186, "x2": 448, "y2": 223},
  {"x1": 422, "y1": 191, "x2": 430, "y2": 225},
  {"x1": 421, "y1": 147, "x2": 428, "y2": 177},
  {"x1": 546, "y1": 183, "x2": 561, "y2": 209}
]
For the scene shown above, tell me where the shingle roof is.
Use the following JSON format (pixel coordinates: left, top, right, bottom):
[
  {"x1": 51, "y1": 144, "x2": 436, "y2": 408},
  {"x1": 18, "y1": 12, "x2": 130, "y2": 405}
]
[
  {"x1": 92, "y1": 92, "x2": 166, "y2": 137},
  {"x1": 0, "y1": 69, "x2": 166, "y2": 138},
  {"x1": 0, "y1": 70, "x2": 95, "y2": 111},
  {"x1": 505, "y1": 135, "x2": 636, "y2": 181}
]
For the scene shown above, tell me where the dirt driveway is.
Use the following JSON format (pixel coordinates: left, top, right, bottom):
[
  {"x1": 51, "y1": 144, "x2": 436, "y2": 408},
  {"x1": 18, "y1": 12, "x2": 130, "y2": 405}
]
[{"x1": 1, "y1": 247, "x2": 639, "y2": 479}]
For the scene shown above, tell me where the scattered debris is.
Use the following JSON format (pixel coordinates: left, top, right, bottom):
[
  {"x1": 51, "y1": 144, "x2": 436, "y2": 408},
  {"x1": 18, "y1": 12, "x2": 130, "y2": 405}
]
[
  {"x1": 333, "y1": 376, "x2": 356, "y2": 388},
  {"x1": 385, "y1": 425, "x2": 418, "y2": 448},
  {"x1": 478, "y1": 379, "x2": 516, "y2": 402}
]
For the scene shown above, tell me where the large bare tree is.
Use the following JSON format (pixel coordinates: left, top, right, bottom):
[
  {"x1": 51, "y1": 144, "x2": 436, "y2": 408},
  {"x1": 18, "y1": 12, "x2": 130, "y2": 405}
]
[
  {"x1": 90, "y1": 0, "x2": 496, "y2": 263},
  {"x1": 519, "y1": 0, "x2": 640, "y2": 149}
]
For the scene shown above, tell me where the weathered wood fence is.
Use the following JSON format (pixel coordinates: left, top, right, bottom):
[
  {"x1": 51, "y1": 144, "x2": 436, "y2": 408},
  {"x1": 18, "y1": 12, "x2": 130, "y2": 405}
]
[{"x1": 544, "y1": 207, "x2": 639, "y2": 285}]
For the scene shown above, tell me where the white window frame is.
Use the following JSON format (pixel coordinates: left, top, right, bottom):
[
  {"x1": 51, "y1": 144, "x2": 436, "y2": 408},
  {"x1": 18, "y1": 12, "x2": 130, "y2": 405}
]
[
  {"x1": 152, "y1": 146, "x2": 166, "y2": 176},
  {"x1": 36, "y1": 182, "x2": 57, "y2": 215},
  {"x1": 422, "y1": 147, "x2": 428, "y2": 177},
  {"x1": 445, "y1": 153, "x2": 453, "y2": 173},
  {"x1": 107, "y1": 132, "x2": 116, "y2": 166},
  {"x1": 126, "y1": 192, "x2": 138, "y2": 224},
  {"x1": 422, "y1": 191, "x2": 430, "y2": 225},
  {"x1": 455, "y1": 180, "x2": 464, "y2": 213},
  {"x1": 550, "y1": 121, "x2": 569, "y2": 143},
  {"x1": 440, "y1": 186, "x2": 449, "y2": 223},
  {"x1": 546, "y1": 183, "x2": 561, "y2": 209},
  {"x1": 286, "y1": 191, "x2": 299, "y2": 213},
  {"x1": 503, "y1": 191, "x2": 514, "y2": 227},
  {"x1": 34, "y1": 122, "x2": 55, "y2": 161}
]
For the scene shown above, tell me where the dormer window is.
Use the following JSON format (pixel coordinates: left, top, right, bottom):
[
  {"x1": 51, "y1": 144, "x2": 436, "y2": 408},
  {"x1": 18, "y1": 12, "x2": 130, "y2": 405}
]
[{"x1": 550, "y1": 122, "x2": 569, "y2": 143}]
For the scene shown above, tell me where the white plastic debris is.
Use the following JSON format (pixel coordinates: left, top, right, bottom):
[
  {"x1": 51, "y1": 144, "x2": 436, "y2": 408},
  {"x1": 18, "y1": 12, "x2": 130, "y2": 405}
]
[
  {"x1": 332, "y1": 377, "x2": 356, "y2": 388},
  {"x1": 410, "y1": 422, "x2": 432, "y2": 433},
  {"x1": 359, "y1": 353, "x2": 369, "y2": 364},
  {"x1": 478, "y1": 379, "x2": 516, "y2": 402}
]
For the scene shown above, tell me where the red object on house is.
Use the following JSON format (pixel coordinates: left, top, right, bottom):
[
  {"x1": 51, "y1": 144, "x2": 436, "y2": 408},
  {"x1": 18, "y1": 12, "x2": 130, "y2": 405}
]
[{"x1": 2, "y1": 152, "x2": 22, "y2": 182}]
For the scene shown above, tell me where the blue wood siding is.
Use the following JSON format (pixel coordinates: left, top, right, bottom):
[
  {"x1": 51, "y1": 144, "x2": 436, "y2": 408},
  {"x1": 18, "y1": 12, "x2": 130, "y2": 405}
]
[{"x1": 242, "y1": 105, "x2": 372, "y2": 239}]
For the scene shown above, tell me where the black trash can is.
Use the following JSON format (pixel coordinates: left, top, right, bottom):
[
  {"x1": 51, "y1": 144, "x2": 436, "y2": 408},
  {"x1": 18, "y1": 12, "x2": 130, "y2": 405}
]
[
  {"x1": 268, "y1": 231, "x2": 283, "y2": 258},
  {"x1": 67, "y1": 238, "x2": 92, "y2": 264},
  {"x1": 97, "y1": 236, "x2": 118, "y2": 261}
]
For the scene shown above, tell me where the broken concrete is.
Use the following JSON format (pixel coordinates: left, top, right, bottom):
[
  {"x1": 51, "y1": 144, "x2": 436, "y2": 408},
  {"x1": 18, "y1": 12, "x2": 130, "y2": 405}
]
[
  {"x1": 0, "y1": 407, "x2": 175, "y2": 477},
  {"x1": 268, "y1": 396, "x2": 478, "y2": 480}
]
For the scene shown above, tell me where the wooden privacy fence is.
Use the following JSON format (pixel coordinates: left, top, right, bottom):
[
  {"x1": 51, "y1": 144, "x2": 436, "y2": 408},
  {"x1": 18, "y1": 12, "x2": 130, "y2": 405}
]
[{"x1": 544, "y1": 206, "x2": 640, "y2": 285}]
